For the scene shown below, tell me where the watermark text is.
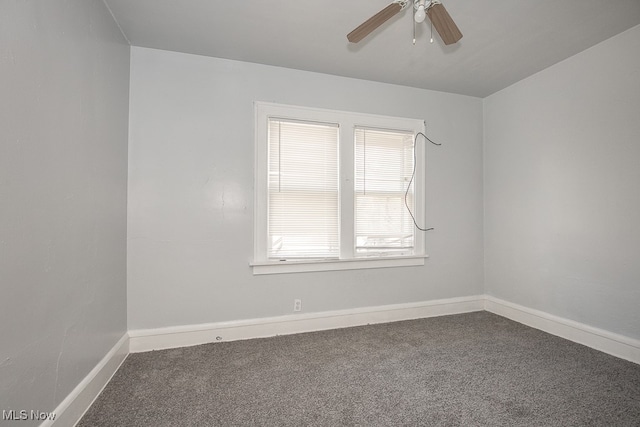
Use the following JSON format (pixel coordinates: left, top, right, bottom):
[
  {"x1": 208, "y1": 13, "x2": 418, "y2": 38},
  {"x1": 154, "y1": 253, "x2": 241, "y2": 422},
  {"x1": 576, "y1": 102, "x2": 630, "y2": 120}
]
[{"x1": 2, "y1": 409, "x2": 56, "y2": 421}]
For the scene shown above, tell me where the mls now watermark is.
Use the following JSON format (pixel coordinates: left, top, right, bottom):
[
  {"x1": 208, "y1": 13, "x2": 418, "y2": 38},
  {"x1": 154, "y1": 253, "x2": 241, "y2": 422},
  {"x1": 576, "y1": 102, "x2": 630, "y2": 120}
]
[{"x1": 3, "y1": 410, "x2": 56, "y2": 421}]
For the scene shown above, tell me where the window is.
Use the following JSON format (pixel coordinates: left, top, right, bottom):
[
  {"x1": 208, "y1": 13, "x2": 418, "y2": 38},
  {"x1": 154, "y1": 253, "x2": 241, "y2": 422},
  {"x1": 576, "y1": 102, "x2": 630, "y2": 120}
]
[
  {"x1": 268, "y1": 119, "x2": 339, "y2": 259},
  {"x1": 253, "y1": 102, "x2": 426, "y2": 274},
  {"x1": 355, "y1": 127, "x2": 415, "y2": 256}
]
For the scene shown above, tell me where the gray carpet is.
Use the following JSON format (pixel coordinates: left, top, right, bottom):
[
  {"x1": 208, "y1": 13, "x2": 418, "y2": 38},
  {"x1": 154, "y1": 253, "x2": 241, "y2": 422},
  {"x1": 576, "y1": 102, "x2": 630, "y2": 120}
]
[{"x1": 78, "y1": 312, "x2": 640, "y2": 426}]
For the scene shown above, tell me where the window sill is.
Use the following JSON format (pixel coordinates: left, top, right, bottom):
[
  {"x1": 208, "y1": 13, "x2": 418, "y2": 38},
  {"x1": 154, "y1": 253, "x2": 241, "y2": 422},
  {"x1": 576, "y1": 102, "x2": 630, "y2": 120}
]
[{"x1": 250, "y1": 255, "x2": 428, "y2": 275}]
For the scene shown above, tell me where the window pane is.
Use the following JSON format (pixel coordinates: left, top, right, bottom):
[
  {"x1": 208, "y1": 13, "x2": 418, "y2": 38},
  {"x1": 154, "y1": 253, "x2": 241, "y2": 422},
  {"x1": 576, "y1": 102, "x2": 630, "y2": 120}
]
[
  {"x1": 268, "y1": 119, "x2": 339, "y2": 259},
  {"x1": 355, "y1": 128, "x2": 415, "y2": 255}
]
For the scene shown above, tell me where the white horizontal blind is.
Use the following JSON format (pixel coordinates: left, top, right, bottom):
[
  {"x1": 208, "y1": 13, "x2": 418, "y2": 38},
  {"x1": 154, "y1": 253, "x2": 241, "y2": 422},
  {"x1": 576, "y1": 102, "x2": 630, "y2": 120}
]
[
  {"x1": 268, "y1": 118, "x2": 339, "y2": 259},
  {"x1": 355, "y1": 128, "x2": 415, "y2": 255}
]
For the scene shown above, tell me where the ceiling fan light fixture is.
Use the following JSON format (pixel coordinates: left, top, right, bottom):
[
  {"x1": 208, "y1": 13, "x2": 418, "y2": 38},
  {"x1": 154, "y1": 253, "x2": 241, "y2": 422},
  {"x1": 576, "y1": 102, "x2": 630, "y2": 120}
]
[
  {"x1": 414, "y1": 0, "x2": 426, "y2": 23},
  {"x1": 414, "y1": 4, "x2": 426, "y2": 23}
]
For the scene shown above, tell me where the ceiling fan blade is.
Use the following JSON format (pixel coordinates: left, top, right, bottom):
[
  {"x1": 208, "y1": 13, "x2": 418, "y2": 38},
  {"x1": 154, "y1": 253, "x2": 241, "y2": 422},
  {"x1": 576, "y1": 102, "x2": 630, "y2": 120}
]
[
  {"x1": 347, "y1": 2, "x2": 403, "y2": 43},
  {"x1": 427, "y1": 3, "x2": 463, "y2": 45}
]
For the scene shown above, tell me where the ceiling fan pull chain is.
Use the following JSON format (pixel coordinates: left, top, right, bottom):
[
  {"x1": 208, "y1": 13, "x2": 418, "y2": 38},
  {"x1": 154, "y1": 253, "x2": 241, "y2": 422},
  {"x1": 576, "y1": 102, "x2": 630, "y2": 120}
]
[
  {"x1": 413, "y1": 14, "x2": 416, "y2": 45},
  {"x1": 430, "y1": 19, "x2": 434, "y2": 43}
]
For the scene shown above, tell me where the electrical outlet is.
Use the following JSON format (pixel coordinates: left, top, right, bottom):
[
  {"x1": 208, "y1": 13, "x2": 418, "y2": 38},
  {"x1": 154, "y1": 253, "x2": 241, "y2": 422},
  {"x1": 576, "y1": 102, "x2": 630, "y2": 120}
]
[{"x1": 294, "y1": 299, "x2": 302, "y2": 312}]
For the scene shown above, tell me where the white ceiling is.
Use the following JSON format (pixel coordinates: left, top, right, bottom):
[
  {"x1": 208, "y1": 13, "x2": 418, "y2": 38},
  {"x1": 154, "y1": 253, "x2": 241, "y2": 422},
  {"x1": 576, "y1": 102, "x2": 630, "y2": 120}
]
[{"x1": 104, "y1": 0, "x2": 640, "y2": 98}]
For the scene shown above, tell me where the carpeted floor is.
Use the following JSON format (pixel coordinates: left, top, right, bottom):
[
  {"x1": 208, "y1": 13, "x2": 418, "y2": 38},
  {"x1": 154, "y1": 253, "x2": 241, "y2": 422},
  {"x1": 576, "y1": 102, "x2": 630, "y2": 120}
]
[{"x1": 78, "y1": 312, "x2": 640, "y2": 426}]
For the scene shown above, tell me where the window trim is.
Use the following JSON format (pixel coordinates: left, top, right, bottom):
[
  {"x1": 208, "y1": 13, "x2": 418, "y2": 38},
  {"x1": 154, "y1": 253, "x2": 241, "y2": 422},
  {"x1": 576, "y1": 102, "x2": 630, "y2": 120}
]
[
  {"x1": 250, "y1": 255, "x2": 428, "y2": 275},
  {"x1": 253, "y1": 102, "x2": 426, "y2": 274}
]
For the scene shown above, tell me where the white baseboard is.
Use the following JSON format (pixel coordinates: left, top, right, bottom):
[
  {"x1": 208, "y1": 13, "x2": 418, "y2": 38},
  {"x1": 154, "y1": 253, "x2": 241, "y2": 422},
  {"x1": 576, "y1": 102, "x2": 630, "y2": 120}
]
[
  {"x1": 40, "y1": 333, "x2": 129, "y2": 427},
  {"x1": 42, "y1": 295, "x2": 639, "y2": 427},
  {"x1": 485, "y1": 296, "x2": 640, "y2": 365},
  {"x1": 129, "y1": 295, "x2": 485, "y2": 353}
]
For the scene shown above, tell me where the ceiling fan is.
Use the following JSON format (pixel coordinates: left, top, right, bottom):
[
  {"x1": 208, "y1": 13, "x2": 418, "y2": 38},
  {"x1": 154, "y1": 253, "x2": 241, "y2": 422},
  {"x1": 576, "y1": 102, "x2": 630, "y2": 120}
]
[{"x1": 347, "y1": 0, "x2": 462, "y2": 45}]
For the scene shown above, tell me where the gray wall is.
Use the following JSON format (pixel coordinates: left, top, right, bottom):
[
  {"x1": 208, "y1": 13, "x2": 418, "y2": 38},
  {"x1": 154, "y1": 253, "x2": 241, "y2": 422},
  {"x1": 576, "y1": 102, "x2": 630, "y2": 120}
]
[
  {"x1": 0, "y1": 0, "x2": 129, "y2": 421},
  {"x1": 484, "y1": 25, "x2": 640, "y2": 339},
  {"x1": 127, "y1": 47, "x2": 484, "y2": 330}
]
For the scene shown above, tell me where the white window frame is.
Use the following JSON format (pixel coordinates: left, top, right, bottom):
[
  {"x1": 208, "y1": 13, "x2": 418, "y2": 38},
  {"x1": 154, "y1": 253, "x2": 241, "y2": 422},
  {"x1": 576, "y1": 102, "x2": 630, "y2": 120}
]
[{"x1": 252, "y1": 102, "x2": 427, "y2": 275}]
